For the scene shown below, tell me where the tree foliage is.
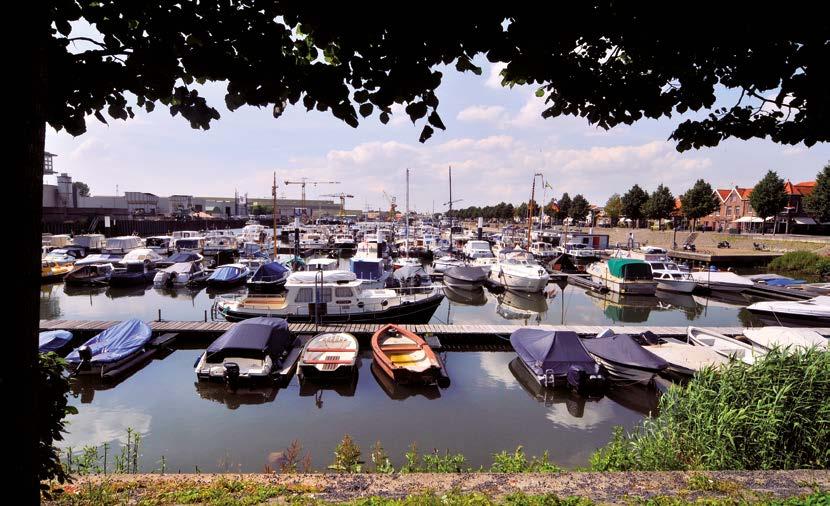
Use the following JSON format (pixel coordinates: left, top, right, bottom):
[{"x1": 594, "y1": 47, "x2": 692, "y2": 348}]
[
  {"x1": 556, "y1": 193, "x2": 572, "y2": 221},
  {"x1": 749, "y1": 170, "x2": 788, "y2": 223},
  {"x1": 804, "y1": 162, "x2": 830, "y2": 223},
  {"x1": 38, "y1": 353, "x2": 77, "y2": 495},
  {"x1": 621, "y1": 185, "x2": 649, "y2": 226},
  {"x1": 569, "y1": 194, "x2": 590, "y2": 221},
  {"x1": 72, "y1": 181, "x2": 90, "y2": 197},
  {"x1": 643, "y1": 184, "x2": 676, "y2": 225},
  {"x1": 604, "y1": 194, "x2": 622, "y2": 224},
  {"x1": 680, "y1": 179, "x2": 719, "y2": 227},
  {"x1": 447, "y1": 202, "x2": 515, "y2": 221}
]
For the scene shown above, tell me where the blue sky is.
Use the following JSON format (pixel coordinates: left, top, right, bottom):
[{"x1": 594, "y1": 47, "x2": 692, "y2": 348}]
[{"x1": 46, "y1": 58, "x2": 829, "y2": 212}]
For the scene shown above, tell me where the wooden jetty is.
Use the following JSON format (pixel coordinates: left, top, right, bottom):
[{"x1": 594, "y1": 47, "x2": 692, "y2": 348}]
[{"x1": 668, "y1": 250, "x2": 782, "y2": 267}]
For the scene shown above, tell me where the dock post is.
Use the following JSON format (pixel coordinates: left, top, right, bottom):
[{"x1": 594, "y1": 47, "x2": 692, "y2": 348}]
[
  {"x1": 204, "y1": 310, "x2": 208, "y2": 322},
  {"x1": 157, "y1": 309, "x2": 161, "y2": 322}
]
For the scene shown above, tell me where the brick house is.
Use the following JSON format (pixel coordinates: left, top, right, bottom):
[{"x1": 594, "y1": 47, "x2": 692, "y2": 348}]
[{"x1": 700, "y1": 180, "x2": 820, "y2": 232}]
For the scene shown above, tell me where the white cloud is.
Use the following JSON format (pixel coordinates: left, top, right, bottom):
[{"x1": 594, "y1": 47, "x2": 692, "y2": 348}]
[
  {"x1": 486, "y1": 62, "x2": 508, "y2": 89},
  {"x1": 457, "y1": 105, "x2": 508, "y2": 123}
]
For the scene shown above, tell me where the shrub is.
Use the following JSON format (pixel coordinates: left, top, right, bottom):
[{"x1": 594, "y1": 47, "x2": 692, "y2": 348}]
[
  {"x1": 768, "y1": 251, "x2": 830, "y2": 277},
  {"x1": 39, "y1": 352, "x2": 77, "y2": 494}
]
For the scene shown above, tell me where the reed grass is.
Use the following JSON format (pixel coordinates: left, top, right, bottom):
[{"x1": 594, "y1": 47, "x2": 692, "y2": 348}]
[
  {"x1": 590, "y1": 349, "x2": 830, "y2": 471},
  {"x1": 768, "y1": 251, "x2": 830, "y2": 277}
]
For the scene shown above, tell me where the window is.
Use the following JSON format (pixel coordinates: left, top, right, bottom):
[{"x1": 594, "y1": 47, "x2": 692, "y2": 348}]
[
  {"x1": 295, "y1": 287, "x2": 313, "y2": 303},
  {"x1": 319, "y1": 288, "x2": 333, "y2": 303},
  {"x1": 335, "y1": 287, "x2": 353, "y2": 298}
]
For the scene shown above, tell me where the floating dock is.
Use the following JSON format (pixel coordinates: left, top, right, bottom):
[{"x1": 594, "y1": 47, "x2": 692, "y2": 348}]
[{"x1": 668, "y1": 250, "x2": 782, "y2": 267}]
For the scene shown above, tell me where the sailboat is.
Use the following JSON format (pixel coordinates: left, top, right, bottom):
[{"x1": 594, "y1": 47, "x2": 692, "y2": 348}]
[{"x1": 393, "y1": 168, "x2": 420, "y2": 270}]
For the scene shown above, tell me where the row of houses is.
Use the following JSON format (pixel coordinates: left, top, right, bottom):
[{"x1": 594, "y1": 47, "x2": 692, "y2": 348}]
[{"x1": 700, "y1": 180, "x2": 818, "y2": 233}]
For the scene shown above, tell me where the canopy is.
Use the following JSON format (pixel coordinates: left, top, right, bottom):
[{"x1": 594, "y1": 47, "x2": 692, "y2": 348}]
[
  {"x1": 164, "y1": 262, "x2": 197, "y2": 274},
  {"x1": 510, "y1": 328, "x2": 598, "y2": 377},
  {"x1": 394, "y1": 264, "x2": 429, "y2": 281},
  {"x1": 76, "y1": 254, "x2": 123, "y2": 266},
  {"x1": 732, "y1": 216, "x2": 764, "y2": 223},
  {"x1": 209, "y1": 264, "x2": 247, "y2": 281},
  {"x1": 794, "y1": 217, "x2": 817, "y2": 225},
  {"x1": 607, "y1": 258, "x2": 646, "y2": 278},
  {"x1": 251, "y1": 262, "x2": 289, "y2": 282},
  {"x1": 205, "y1": 317, "x2": 292, "y2": 363},
  {"x1": 166, "y1": 251, "x2": 202, "y2": 263},
  {"x1": 444, "y1": 265, "x2": 487, "y2": 283},
  {"x1": 582, "y1": 333, "x2": 668, "y2": 371},
  {"x1": 39, "y1": 330, "x2": 73, "y2": 353},
  {"x1": 66, "y1": 319, "x2": 152, "y2": 365},
  {"x1": 288, "y1": 270, "x2": 356, "y2": 284}
]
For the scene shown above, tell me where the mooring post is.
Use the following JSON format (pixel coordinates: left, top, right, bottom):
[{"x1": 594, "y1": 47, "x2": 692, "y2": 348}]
[
  {"x1": 158, "y1": 309, "x2": 161, "y2": 322},
  {"x1": 204, "y1": 310, "x2": 208, "y2": 322}
]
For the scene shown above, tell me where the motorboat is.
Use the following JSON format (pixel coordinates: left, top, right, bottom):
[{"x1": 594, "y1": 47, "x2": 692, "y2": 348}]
[
  {"x1": 350, "y1": 257, "x2": 391, "y2": 289},
  {"x1": 153, "y1": 261, "x2": 210, "y2": 287},
  {"x1": 742, "y1": 326, "x2": 828, "y2": 352},
  {"x1": 74, "y1": 253, "x2": 124, "y2": 267},
  {"x1": 47, "y1": 234, "x2": 73, "y2": 248},
  {"x1": 145, "y1": 236, "x2": 174, "y2": 255},
  {"x1": 510, "y1": 328, "x2": 606, "y2": 392},
  {"x1": 215, "y1": 270, "x2": 444, "y2": 323},
  {"x1": 644, "y1": 260, "x2": 696, "y2": 293},
  {"x1": 557, "y1": 241, "x2": 601, "y2": 260},
  {"x1": 371, "y1": 324, "x2": 445, "y2": 385},
  {"x1": 41, "y1": 260, "x2": 72, "y2": 283},
  {"x1": 109, "y1": 261, "x2": 158, "y2": 286},
  {"x1": 155, "y1": 251, "x2": 204, "y2": 269},
  {"x1": 462, "y1": 240, "x2": 494, "y2": 259},
  {"x1": 690, "y1": 270, "x2": 753, "y2": 292},
  {"x1": 238, "y1": 255, "x2": 271, "y2": 277},
  {"x1": 305, "y1": 258, "x2": 338, "y2": 271},
  {"x1": 203, "y1": 233, "x2": 239, "y2": 256},
  {"x1": 195, "y1": 317, "x2": 295, "y2": 382},
  {"x1": 247, "y1": 262, "x2": 291, "y2": 293},
  {"x1": 529, "y1": 242, "x2": 557, "y2": 261},
  {"x1": 65, "y1": 263, "x2": 115, "y2": 286},
  {"x1": 686, "y1": 326, "x2": 765, "y2": 365},
  {"x1": 508, "y1": 358, "x2": 604, "y2": 416},
  {"x1": 115, "y1": 248, "x2": 163, "y2": 268},
  {"x1": 174, "y1": 236, "x2": 206, "y2": 253},
  {"x1": 66, "y1": 319, "x2": 153, "y2": 376},
  {"x1": 43, "y1": 248, "x2": 80, "y2": 265},
  {"x1": 746, "y1": 296, "x2": 830, "y2": 326},
  {"x1": 582, "y1": 331, "x2": 668, "y2": 384},
  {"x1": 332, "y1": 234, "x2": 357, "y2": 250},
  {"x1": 70, "y1": 234, "x2": 106, "y2": 252},
  {"x1": 391, "y1": 264, "x2": 432, "y2": 291},
  {"x1": 443, "y1": 265, "x2": 487, "y2": 289},
  {"x1": 206, "y1": 263, "x2": 250, "y2": 288},
  {"x1": 298, "y1": 332, "x2": 358, "y2": 379},
  {"x1": 39, "y1": 330, "x2": 73, "y2": 354},
  {"x1": 101, "y1": 236, "x2": 143, "y2": 254},
  {"x1": 432, "y1": 255, "x2": 464, "y2": 274},
  {"x1": 586, "y1": 259, "x2": 657, "y2": 295},
  {"x1": 488, "y1": 249, "x2": 550, "y2": 293}
]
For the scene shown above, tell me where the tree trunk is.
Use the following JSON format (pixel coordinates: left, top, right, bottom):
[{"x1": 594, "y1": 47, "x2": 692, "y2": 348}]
[{"x1": 16, "y1": 2, "x2": 48, "y2": 501}]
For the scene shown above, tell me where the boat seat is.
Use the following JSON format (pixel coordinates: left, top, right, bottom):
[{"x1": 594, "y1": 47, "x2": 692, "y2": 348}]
[
  {"x1": 306, "y1": 347, "x2": 355, "y2": 353},
  {"x1": 302, "y1": 358, "x2": 353, "y2": 365},
  {"x1": 380, "y1": 345, "x2": 422, "y2": 352}
]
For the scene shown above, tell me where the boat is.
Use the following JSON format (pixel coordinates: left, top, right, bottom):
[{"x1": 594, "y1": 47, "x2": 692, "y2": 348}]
[
  {"x1": 43, "y1": 248, "x2": 80, "y2": 265},
  {"x1": 155, "y1": 251, "x2": 204, "y2": 269},
  {"x1": 145, "y1": 236, "x2": 174, "y2": 255},
  {"x1": 742, "y1": 326, "x2": 828, "y2": 352},
  {"x1": 510, "y1": 328, "x2": 607, "y2": 392},
  {"x1": 371, "y1": 324, "x2": 444, "y2": 385},
  {"x1": 581, "y1": 331, "x2": 668, "y2": 384},
  {"x1": 432, "y1": 255, "x2": 464, "y2": 274},
  {"x1": 644, "y1": 260, "x2": 696, "y2": 293},
  {"x1": 391, "y1": 264, "x2": 432, "y2": 291},
  {"x1": 247, "y1": 262, "x2": 290, "y2": 293},
  {"x1": 66, "y1": 319, "x2": 153, "y2": 376},
  {"x1": 690, "y1": 270, "x2": 753, "y2": 292},
  {"x1": 101, "y1": 236, "x2": 143, "y2": 254},
  {"x1": 488, "y1": 249, "x2": 550, "y2": 293},
  {"x1": 174, "y1": 236, "x2": 206, "y2": 253},
  {"x1": 39, "y1": 330, "x2": 73, "y2": 354},
  {"x1": 203, "y1": 233, "x2": 239, "y2": 256},
  {"x1": 70, "y1": 234, "x2": 106, "y2": 252},
  {"x1": 686, "y1": 326, "x2": 765, "y2": 365},
  {"x1": 115, "y1": 248, "x2": 163, "y2": 267},
  {"x1": 529, "y1": 242, "x2": 558, "y2": 261},
  {"x1": 586, "y1": 259, "x2": 657, "y2": 295},
  {"x1": 215, "y1": 270, "x2": 444, "y2": 323},
  {"x1": 370, "y1": 361, "x2": 441, "y2": 400},
  {"x1": 443, "y1": 265, "x2": 487, "y2": 289},
  {"x1": 195, "y1": 317, "x2": 295, "y2": 382},
  {"x1": 305, "y1": 258, "x2": 338, "y2": 271},
  {"x1": 109, "y1": 261, "x2": 158, "y2": 286},
  {"x1": 41, "y1": 260, "x2": 72, "y2": 283},
  {"x1": 746, "y1": 296, "x2": 830, "y2": 326},
  {"x1": 350, "y1": 256, "x2": 391, "y2": 289},
  {"x1": 206, "y1": 263, "x2": 250, "y2": 288},
  {"x1": 508, "y1": 358, "x2": 604, "y2": 416},
  {"x1": 153, "y1": 261, "x2": 210, "y2": 287},
  {"x1": 298, "y1": 332, "x2": 359, "y2": 379},
  {"x1": 462, "y1": 240, "x2": 494, "y2": 260},
  {"x1": 65, "y1": 263, "x2": 115, "y2": 286},
  {"x1": 557, "y1": 241, "x2": 601, "y2": 261}
]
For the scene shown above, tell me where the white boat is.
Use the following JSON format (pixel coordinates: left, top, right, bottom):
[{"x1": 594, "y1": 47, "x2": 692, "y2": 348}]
[
  {"x1": 71, "y1": 234, "x2": 106, "y2": 252},
  {"x1": 145, "y1": 236, "x2": 174, "y2": 255},
  {"x1": 645, "y1": 260, "x2": 696, "y2": 293},
  {"x1": 586, "y1": 259, "x2": 657, "y2": 295},
  {"x1": 746, "y1": 296, "x2": 830, "y2": 326},
  {"x1": 462, "y1": 240, "x2": 494, "y2": 259},
  {"x1": 432, "y1": 255, "x2": 464, "y2": 274},
  {"x1": 298, "y1": 332, "x2": 359, "y2": 379},
  {"x1": 171, "y1": 230, "x2": 201, "y2": 248},
  {"x1": 529, "y1": 242, "x2": 557, "y2": 261},
  {"x1": 488, "y1": 249, "x2": 550, "y2": 293},
  {"x1": 102, "y1": 236, "x2": 143, "y2": 254},
  {"x1": 687, "y1": 326, "x2": 765, "y2": 365},
  {"x1": 332, "y1": 234, "x2": 357, "y2": 250},
  {"x1": 153, "y1": 261, "x2": 210, "y2": 286},
  {"x1": 174, "y1": 236, "x2": 206, "y2": 253},
  {"x1": 556, "y1": 241, "x2": 601, "y2": 260},
  {"x1": 116, "y1": 248, "x2": 163, "y2": 267},
  {"x1": 690, "y1": 270, "x2": 753, "y2": 292},
  {"x1": 203, "y1": 233, "x2": 239, "y2": 256},
  {"x1": 305, "y1": 258, "x2": 338, "y2": 271},
  {"x1": 601, "y1": 330, "x2": 728, "y2": 378},
  {"x1": 742, "y1": 326, "x2": 828, "y2": 351}
]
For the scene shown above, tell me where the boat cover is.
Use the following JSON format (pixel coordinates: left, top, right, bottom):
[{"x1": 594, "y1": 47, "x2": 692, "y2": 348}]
[
  {"x1": 444, "y1": 265, "x2": 487, "y2": 283},
  {"x1": 582, "y1": 333, "x2": 668, "y2": 371},
  {"x1": 393, "y1": 264, "x2": 429, "y2": 281},
  {"x1": 205, "y1": 317, "x2": 292, "y2": 363},
  {"x1": 39, "y1": 330, "x2": 73, "y2": 353},
  {"x1": 607, "y1": 258, "x2": 646, "y2": 278},
  {"x1": 764, "y1": 278, "x2": 806, "y2": 286},
  {"x1": 166, "y1": 251, "x2": 202, "y2": 263},
  {"x1": 164, "y1": 262, "x2": 197, "y2": 274},
  {"x1": 76, "y1": 254, "x2": 123, "y2": 266},
  {"x1": 351, "y1": 258, "x2": 383, "y2": 280},
  {"x1": 510, "y1": 328, "x2": 598, "y2": 377},
  {"x1": 209, "y1": 264, "x2": 247, "y2": 281},
  {"x1": 251, "y1": 262, "x2": 289, "y2": 282},
  {"x1": 66, "y1": 319, "x2": 152, "y2": 365},
  {"x1": 288, "y1": 270, "x2": 356, "y2": 284}
]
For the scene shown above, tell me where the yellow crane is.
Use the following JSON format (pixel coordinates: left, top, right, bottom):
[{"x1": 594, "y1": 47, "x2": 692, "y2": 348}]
[
  {"x1": 283, "y1": 178, "x2": 340, "y2": 219},
  {"x1": 382, "y1": 190, "x2": 398, "y2": 220},
  {"x1": 320, "y1": 193, "x2": 355, "y2": 217}
]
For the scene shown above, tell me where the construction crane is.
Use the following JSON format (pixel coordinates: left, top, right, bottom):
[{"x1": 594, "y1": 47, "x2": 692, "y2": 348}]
[
  {"x1": 382, "y1": 190, "x2": 398, "y2": 220},
  {"x1": 320, "y1": 193, "x2": 355, "y2": 217},
  {"x1": 283, "y1": 178, "x2": 340, "y2": 219}
]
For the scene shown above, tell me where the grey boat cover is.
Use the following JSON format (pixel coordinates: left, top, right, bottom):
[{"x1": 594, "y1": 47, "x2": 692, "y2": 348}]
[
  {"x1": 205, "y1": 317, "x2": 292, "y2": 363},
  {"x1": 510, "y1": 328, "x2": 598, "y2": 378},
  {"x1": 582, "y1": 333, "x2": 668, "y2": 371},
  {"x1": 445, "y1": 265, "x2": 487, "y2": 283}
]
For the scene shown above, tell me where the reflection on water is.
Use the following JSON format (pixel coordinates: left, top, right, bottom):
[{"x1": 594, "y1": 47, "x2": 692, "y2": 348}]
[
  {"x1": 495, "y1": 290, "x2": 549, "y2": 323},
  {"x1": 60, "y1": 405, "x2": 153, "y2": 450},
  {"x1": 508, "y1": 358, "x2": 601, "y2": 417},
  {"x1": 194, "y1": 381, "x2": 279, "y2": 409},
  {"x1": 370, "y1": 362, "x2": 441, "y2": 400},
  {"x1": 443, "y1": 285, "x2": 487, "y2": 306}
]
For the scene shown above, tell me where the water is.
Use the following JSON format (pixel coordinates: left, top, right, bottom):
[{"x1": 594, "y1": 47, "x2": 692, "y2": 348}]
[{"x1": 41, "y1": 257, "x2": 761, "y2": 471}]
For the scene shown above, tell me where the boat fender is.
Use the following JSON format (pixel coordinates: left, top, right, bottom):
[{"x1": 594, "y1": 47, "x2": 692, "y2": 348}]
[
  {"x1": 357, "y1": 301, "x2": 364, "y2": 308},
  {"x1": 193, "y1": 353, "x2": 203, "y2": 369},
  {"x1": 77, "y1": 345, "x2": 93, "y2": 372}
]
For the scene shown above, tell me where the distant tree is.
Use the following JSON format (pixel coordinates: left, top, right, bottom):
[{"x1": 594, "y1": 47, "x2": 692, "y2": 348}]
[
  {"x1": 516, "y1": 202, "x2": 528, "y2": 220},
  {"x1": 557, "y1": 193, "x2": 572, "y2": 221},
  {"x1": 642, "y1": 184, "x2": 676, "y2": 230},
  {"x1": 621, "y1": 185, "x2": 649, "y2": 228},
  {"x1": 569, "y1": 194, "x2": 590, "y2": 222},
  {"x1": 805, "y1": 163, "x2": 830, "y2": 223},
  {"x1": 503, "y1": 203, "x2": 515, "y2": 221},
  {"x1": 749, "y1": 170, "x2": 788, "y2": 235},
  {"x1": 251, "y1": 204, "x2": 273, "y2": 215},
  {"x1": 680, "y1": 179, "x2": 719, "y2": 231},
  {"x1": 544, "y1": 198, "x2": 558, "y2": 220},
  {"x1": 72, "y1": 181, "x2": 90, "y2": 197},
  {"x1": 605, "y1": 194, "x2": 623, "y2": 226}
]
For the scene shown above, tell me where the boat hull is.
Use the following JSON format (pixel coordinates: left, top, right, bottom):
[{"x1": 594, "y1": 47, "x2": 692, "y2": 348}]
[
  {"x1": 590, "y1": 275, "x2": 656, "y2": 295},
  {"x1": 655, "y1": 279, "x2": 696, "y2": 293},
  {"x1": 371, "y1": 324, "x2": 443, "y2": 385},
  {"x1": 490, "y1": 270, "x2": 548, "y2": 293},
  {"x1": 588, "y1": 355, "x2": 660, "y2": 384}
]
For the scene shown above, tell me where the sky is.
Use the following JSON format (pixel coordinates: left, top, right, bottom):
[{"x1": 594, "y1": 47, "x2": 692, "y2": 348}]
[{"x1": 46, "y1": 58, "x2": 829, "y2": 213}]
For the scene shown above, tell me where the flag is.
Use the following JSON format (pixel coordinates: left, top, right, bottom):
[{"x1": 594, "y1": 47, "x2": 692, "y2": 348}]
[{"x1": 544, "y1": 181, "x2": 553, "y2": 190}]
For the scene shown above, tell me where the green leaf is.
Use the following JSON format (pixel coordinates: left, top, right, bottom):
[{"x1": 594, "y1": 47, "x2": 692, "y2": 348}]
[
  {"x1": 379, "y1": 111, "x2": 390, "y2": 124},
  {"x1": 427, "y1": 111, "x2": 445, "y2": 130},
  {"x1": 535, "y1": 87, "x2": 545, "y2": 98},
  {"x1": 359, "y1": 103, "x2": 373, "y2": 118},
  {"x1": 419, "y1": 125, "x2": 434, "y2": 143}
]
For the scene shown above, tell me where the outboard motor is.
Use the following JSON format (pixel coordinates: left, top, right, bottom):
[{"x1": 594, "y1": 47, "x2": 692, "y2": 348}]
[
  {"x1": 567, "y1": 364, "x2": 607, "y2": 395},
  {"x1": 77, "y1": 345, "x2": 93, "y2": 372},
  {"x1": 223, "y1": 362, "x2": 240, "y2": 384}
]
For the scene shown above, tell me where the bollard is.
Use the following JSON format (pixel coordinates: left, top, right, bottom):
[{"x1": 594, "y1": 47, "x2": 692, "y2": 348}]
[
  {"x1": 204, "y1": 309, "x2": 208, "y2": 322},
  {"x1": 158, "y1": 309, "x2": 161, "y2": 322}
]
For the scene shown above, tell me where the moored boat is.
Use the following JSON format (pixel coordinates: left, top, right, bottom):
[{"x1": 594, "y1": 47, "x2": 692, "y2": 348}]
[
  {"x1": 65, "y1": 263, "x2": 114, "y2": 286},
  {"x1": 66, "y1": 319, "x2": 153, "y2": 376},
  {"x1": 247, "y1": 262, "x2": 290, "y2": 293},
  {"x1": 41, "y1": 259, "x2": 73, "y2": 283},
  {"x1": 742, "y1": 326, "x2": 828, "y2": 352},
  {"x1": 690, "y1": 270, "x2": 753, "y2": 292},
  {"x1": 443, "y1": 265, "x2": 487, "y2": 289},
  {"x1": 582, "y1": 331, "x2": 668, "y2": 384},
  {"x1": 488, "y1": 249, "x2": 550, "y2": 293},
  {"x1": 39, "y1": 330, "x2": 73, "y2": 354},
  {"x1": 371, "y1": 324, "x2": 444, "y2": 385},
  {"x1": 746, "y1": 296, "x2": 830, "y2": 326},
  {"x1": 206, "y1": 263, "x2": 250, "y2": 288},
  {"x1": 510, "y1": 328, "x2": 606, "y2": 393},
  {"x1": 298, "y1": 332, "x2": 358, "y2": 380},
  {"x1": 686, "y1": 326, "x2": 765, "y2": 365},
  {"x1": 586, "y1": 259, "x2": 657, "y2": 295}
]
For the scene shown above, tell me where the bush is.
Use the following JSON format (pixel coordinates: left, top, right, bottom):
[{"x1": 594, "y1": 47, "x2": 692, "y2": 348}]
[
  {"x1": 590, "y1": 349, "x2": 830, "y2": 471},
  {"x1": 768, "y1": 251, "x2": 830, "y2": 277},
  {"x1": 39, "y1": 353, "x2": 77, "y2": 494}
]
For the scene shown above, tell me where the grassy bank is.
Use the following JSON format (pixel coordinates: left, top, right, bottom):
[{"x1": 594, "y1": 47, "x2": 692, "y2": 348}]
[{"x1": 768, "y1": 251, "x2": 830, "y2": 278}]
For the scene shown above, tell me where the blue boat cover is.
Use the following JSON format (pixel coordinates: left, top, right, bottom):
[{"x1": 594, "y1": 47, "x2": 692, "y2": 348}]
[
  {"x1": 351, "y1": 258, "x2": 382, "y2": 280},
  {"x1": 66, "y1": 319, "x2": 152, "y2": 365},
  {"x1": 510, "y1": 328, "x2": 598, "y2": 378},
  {"x1": 209, "y1": 265, "x2": 246, "y2": 282},
  {"x1": 582, "y1": 333, "x2": 668, "y2": 371},
  {"x1": 39, "y1": 330, "x2": 73, "y2": 353},
  {"x1": 251, "y1": 262, "x2": 289, "y2": 282},
  {"x1": 765, "y1": 278, "x2": 806, "y2": 286},
  {"x1": 167, "y1": 251, "x2": 201, "y2": 263},
  {"x1": 205, "y1": 317, "x2": 292, "y2": 363}
]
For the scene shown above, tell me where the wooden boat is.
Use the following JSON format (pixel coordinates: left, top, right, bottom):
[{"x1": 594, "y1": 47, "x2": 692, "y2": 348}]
[
  {"x1": 687, "y1": 326, "x2": 765, "y2": 365},
  {"x1": 298, "y1": 332, "x2": 358, "y2": 379},
  {"x1": 371, "y1": 324, "x2": 443, "y2": 385}
]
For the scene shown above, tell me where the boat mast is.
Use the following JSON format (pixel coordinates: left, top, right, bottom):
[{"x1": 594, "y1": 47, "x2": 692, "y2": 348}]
[
  {"x1": 272, "y1": 172, "x2": 278, "y2": 258},
  {"x1": 448, "y1": 166, "x2": 453, "y2": 253},
  {"x1": 405, "y1": 168, "x2": 410, "y2": 258},
  {"x1": 527, "y1": 174, "x2": 537, "y2": 248}
]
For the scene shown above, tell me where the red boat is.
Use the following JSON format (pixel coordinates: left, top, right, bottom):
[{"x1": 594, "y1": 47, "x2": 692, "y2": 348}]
[{"x1": 371, "y1": 324, "x2": 443, "y2": 385}]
